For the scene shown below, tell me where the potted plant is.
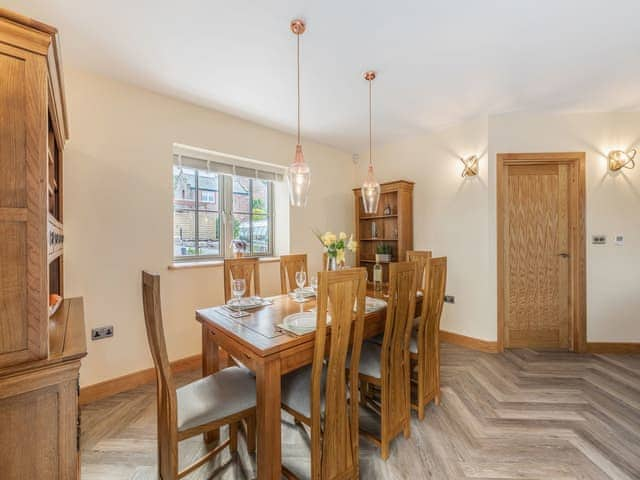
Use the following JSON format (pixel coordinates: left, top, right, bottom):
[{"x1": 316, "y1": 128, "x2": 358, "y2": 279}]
[{"x1": 376, "y1": 243, "x2": 392, "y2": 263}]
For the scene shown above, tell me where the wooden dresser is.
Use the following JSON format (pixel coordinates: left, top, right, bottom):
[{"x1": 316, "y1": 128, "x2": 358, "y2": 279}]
[
  {"x1": 353, "y1": 180, "x2": 414, "y2": 283},
  {"x1": 0, "y1": 8, "x2": 87, "y2": 479}
]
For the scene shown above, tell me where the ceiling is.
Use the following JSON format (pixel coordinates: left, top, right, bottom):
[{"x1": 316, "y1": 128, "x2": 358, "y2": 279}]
[{"x1": 7, "y1": 0, "x2": 640, "y2": 152}]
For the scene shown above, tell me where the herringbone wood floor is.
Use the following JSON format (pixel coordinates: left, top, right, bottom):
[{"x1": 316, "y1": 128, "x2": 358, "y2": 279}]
[{"x1": 81, "y1": 344, "x2": 640, "y2": 479}]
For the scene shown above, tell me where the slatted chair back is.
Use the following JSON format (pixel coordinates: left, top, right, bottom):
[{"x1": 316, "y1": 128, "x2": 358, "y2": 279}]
[
  {"x1": 312, "y1": 268, "x2": 367, "y2": 479},
  {"x1": 380, "y1": 262, "x2": 417, "y2": 442},
  {"x1": 279, "y1": 254, "x2": 309, "y2": 294},
  {"x1": 223, "y1": 257, "x2": 261, "y2": 302},
  {"x1": 406, "y1": 250, "x2": 432, "y2": 296},
  {"x1": 141, "y1": 271, "x2": 178, "y2": 477},
  {"x1": 424, "y1": 257, "x2": 447, "y2": 403}
]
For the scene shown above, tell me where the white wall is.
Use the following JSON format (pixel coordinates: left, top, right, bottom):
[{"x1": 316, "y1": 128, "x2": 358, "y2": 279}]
[
  {"x1": 361, "y1": 112, "x2": 640, "y2": 344},
  {"x1": 354, "y1": 117, "x2": 492, "y2": 341},
  {"x1": 63, "y1": 68, "x2": 354, "y2": 387},
  {"x1": 489, "y1": 112, "x2": 640, "y2": 343}
]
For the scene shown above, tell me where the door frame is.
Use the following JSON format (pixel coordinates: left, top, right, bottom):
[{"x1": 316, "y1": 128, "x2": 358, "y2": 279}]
[{"x1": 496, "y1": 152, "x2": 586, "y2": 352}]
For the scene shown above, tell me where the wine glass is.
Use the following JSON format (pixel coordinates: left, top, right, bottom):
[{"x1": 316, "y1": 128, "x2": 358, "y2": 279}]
[
  {"x1": 231, "y1": 278, "x2": 246, "y2": 313},
  {"x1": 310, "y1": 275, "x2": 318, "y2": 295},
  {"x1": 295, "y1": 270, "x2": 307, "y2": 301}
]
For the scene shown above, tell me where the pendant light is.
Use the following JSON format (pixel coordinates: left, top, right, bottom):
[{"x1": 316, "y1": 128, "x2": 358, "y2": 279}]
[
  {"x1": 362, "y1": 71, "x2": 381, "y2": 214},
  {"x1": 287, "y1": 19, "x2": 311, "y2": 207}
]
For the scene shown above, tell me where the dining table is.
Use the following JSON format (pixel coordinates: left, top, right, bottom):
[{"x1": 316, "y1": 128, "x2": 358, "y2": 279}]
[{"x1": 196, "y1": 288, "x2": 422, "y2": 480}]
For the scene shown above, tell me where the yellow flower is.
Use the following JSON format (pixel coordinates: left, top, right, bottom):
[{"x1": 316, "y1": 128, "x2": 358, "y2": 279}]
[
  {"x1": 339, "y1": 232, "x2": 347, "y2": 240},
  {"x1": 323, "y1": 232, "x2": 336, "y2": 246}
]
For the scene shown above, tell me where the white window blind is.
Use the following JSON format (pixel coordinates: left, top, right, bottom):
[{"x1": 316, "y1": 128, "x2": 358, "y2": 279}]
[{"x1": 173, "y1": 143, "x2": 286, "y2": 182}]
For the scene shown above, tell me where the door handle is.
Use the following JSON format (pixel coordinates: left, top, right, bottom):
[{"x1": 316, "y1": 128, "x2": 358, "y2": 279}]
[{"x1": 558, "y1": 253, "x2": 570, "y2": 258}]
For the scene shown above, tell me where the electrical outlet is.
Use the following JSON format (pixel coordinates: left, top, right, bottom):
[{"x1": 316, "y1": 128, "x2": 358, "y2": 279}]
[
  {"x1": 444, "y1": 295, "x2": 455, "y2": 304},
  {"x1": 91, "y1": 326, "x2": 114, "y2": 341},
  {"x1": 615, "y1": 234, "x2": 624, "y2": 246},
  {"x1": 592, "y1": 235, "x2": 607, "y2": 245}
]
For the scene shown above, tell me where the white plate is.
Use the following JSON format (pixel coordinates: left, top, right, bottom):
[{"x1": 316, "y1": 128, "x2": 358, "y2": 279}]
[
  {"x1": 365, "y1": 296, "x2": 387, "y2": 312},
  {"x1": 283, "y1": 312, "x2": 316, "y2": 330},
  {"x1": 288, "y1": 287, "x2": 315, "y2": 298},
  {"x1": 227, "y1": 296, "x2": 264, "y2": 310}
]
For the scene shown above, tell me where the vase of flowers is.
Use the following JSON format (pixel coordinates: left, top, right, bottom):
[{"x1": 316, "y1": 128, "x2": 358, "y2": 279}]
[
  {"x1": 230, "y1": 239, "x2": 248, "y2": 258},
  {"x1": 316, "y1": 231, "x2": 357, "y2": 271}
]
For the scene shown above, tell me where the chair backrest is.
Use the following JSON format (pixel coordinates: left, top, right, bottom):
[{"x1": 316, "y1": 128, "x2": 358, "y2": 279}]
[
  {"x1": 223, "y1": 257, "x2": 260, "y2": 301},
  {"x1": 322, "y1": 252, "x2": 328, "y2": 271},
  {"x1": 141, "y1": 271, "x2": 178, "y2": 474},
  {"x1": 380, "y1": 262, "x2": 417, "y2": 431},
  {"x1": 406, "y1": 250, "x2": 432, "y2": 295},
  {"x1": 312, "y1": 268, "x2": 367, "y2": 480},
  {"x1": 279, "y1": 253, "x2": 308, "y2": 294},
  {"x1": 425, "y1": 257, "x2": 447, "y2": 347}
]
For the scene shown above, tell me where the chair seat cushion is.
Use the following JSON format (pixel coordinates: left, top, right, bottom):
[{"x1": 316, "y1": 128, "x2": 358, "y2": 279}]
[
  {"x1": 282, "y1": 437, "x2": 312, "y2": 479},
  {"x1": 409, "y1": 330, "x2": 419, "y2": 354},
  {"x1": 357, "y1": 341, "x2": 383, "y2": 379},
  {"x1": 368, "y1": 316, "x2": 420, "y2": 347},
  {"x1": 281, "y1": 365, "x2": 326, "y2": 420},
  {"x1": 176, "y1": 366, "x2": 256, "y2": 433}
]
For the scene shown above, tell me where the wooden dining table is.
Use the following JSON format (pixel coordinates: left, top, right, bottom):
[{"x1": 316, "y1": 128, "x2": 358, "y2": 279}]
[{"x1": 196, "y1": 289, "x2": 421, "y2": 479}]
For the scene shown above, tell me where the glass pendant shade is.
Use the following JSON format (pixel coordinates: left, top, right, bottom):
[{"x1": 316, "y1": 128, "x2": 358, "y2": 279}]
[
  {"x1": 362, "y1": 163, "x2": 381, "y2": 214},
  {"x1": 288, "y1": 144, "x2": 311, "y2": 207}
]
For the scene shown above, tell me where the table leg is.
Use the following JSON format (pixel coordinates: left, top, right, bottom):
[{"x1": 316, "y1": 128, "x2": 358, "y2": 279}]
[
  {"x1": 256, "y1": 357, "x2": 282, "y2": 480},
  {"x1": 201, "y1": 324, "x2": 220, "y2": 444}
]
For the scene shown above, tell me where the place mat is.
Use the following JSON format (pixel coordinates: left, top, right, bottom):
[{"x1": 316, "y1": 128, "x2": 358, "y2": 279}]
[
  {"x1": 212, "y1": 306, "x2": 282, "y2": 339},
  {"x1": 226, "y1": 296, "x2": 273, "y2": 310}
]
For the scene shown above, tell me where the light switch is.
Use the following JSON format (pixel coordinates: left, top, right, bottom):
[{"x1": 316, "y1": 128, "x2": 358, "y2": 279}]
[
  {"x1": 592, "y1": 235, "x2": 607, "y2": 245},
  {"x1": 615, "y1": 234, "x2": 624, "y2": 246}
]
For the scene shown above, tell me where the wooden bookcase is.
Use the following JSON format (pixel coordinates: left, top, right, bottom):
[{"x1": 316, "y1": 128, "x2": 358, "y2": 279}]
[
  {"x1": 353, "y1": 180, "x2": 414, "y2": 283},
  {"x1": 0, "y1": 9, "x2": 86, "y2": 479}
]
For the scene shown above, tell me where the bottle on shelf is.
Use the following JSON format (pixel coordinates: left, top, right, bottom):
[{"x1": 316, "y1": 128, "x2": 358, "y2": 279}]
[{"x1": 373, "y1": 260, "x2": 383, "y2": 293}]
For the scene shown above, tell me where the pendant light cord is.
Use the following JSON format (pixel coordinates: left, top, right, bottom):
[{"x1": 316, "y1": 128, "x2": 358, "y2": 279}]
[
  {"x1": 297, "y1": 33, "x2": 301, "y2": 145},
  {"x1": 369, "y1": 78, "x2": 373, "y2": 166}
]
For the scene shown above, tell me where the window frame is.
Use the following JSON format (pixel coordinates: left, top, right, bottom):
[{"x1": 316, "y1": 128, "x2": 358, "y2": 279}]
[
  {"x1": 226, "y1": 176, "x2": 275, "y2": 258},
  {"x1": 173, "y1": 166, "x2": 275, "y2": 263}
]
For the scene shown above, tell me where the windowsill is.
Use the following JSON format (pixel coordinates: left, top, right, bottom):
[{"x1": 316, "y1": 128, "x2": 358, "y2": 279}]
[{"x1": 168, "y1": 256, "x2": 280, "y2": 271}]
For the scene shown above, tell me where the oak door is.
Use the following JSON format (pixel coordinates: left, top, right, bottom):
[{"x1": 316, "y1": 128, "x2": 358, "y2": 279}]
[
  {"x1": 0, "y1": 42, "x2": 48, "y2": 367},
  {"x1": 502, "y1": 163, "x2": 571, "y2": 349}
]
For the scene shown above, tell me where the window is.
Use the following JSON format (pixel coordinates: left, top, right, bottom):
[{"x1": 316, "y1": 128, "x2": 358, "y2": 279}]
[
  {"x1": 172, "y1": 145, "x2": 283, "y2": 261},
  {"x1": 231, "y1": 177, "x2": 273, "y2": 256}
]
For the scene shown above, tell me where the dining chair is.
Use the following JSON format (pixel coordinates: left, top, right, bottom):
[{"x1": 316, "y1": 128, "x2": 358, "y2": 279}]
[
  {"x1": 369, "y1": 250, "x2": 431, "y2": 347},
  {"x1": 223, "y1": 257, "x2": 260, "y2": 302},
  {"x1": 280, "y1": 253, "x2": 309, "y2": 294},
  {"x1": 280, "y1": 268, "x2": 368, "y2": 479},
  {"x1": 410, "y1": 257, "x2": 447, "y2": 419},
  {"x1": 142, "y1": 271, "x2": 257, "y2": 479},
  {"x1": 356, "y1": 261, "x2": 417, "y2": 459},
  {"x1": 407, "y1": 250, "x2": 432, "y2": 298}
]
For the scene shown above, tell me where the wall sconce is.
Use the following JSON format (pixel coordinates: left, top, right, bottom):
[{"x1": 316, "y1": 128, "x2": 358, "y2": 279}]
[
  {"x1": 460, "y1": 155, "x2": 479, "y2": 177},
  {"x1": 608, "y1": 149, "x2": 636, "y2": 171}
]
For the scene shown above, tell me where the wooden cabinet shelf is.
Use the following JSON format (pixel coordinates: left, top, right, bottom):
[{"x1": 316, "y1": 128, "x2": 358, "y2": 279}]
[
  {"x1": 0, "y1": 9, "x2": 84, "y2": 479},
  {"x1": 353, "y1": 180, "x2": 414, "y2": 283},
  {"x1": 360, "y1": 214, "x2": 398, "y2": 220}
]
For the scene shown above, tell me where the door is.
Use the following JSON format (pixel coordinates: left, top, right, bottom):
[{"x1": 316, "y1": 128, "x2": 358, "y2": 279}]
[
  {"x1": 498, "y1": 153, "x2": 586, "y2": 351},
  {"x1": 504, "y1": 163, "x2": 570, "y2": 348},
  {"x1": 0, "y1": 41, "x2": 48, "y2": 367}
]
